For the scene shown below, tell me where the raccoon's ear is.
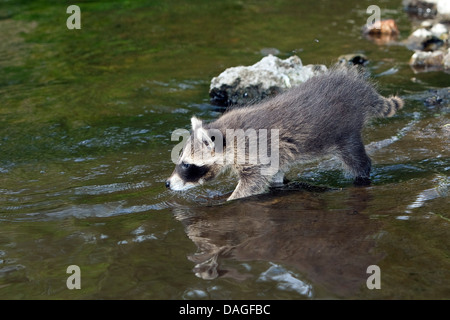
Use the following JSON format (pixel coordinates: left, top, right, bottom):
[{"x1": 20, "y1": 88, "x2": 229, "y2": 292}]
[
  {"x1": 191, "y1": 116, "x2": 215, "y2": 150},
  {"x1": 196, "y1": 127, "x2": 215, "y2": 150},
  {"x1": 191, "y1": 117, "x2": 202, "y2": 131}
]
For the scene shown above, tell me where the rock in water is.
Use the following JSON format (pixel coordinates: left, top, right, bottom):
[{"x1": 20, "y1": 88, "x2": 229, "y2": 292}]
[
  {"x1": 403, "y1": 0, "x2": 450, "y2": 19},
  {"x1": 437, "y1": 0, "x2": 450, "y2": 18},
  {"x1": 362, "y1": 19, "x2": 400, "y2": 36},
  {"x1": 444, "y1": 48, "x2": 450, "y2": 69},
  {"x1": 406, "y1": 28, "x2": 445, "y2": 51},
  {"x1": 362, "y1": 19, "x2": 399, "y2": 45},
  {"x1": 209, "y1": 55, "x2": 327, "y2": 107},
  {"x1": 403, "y1": 0, "x2": 438, "y2": 18},
  {"x1": 337, "y1": 53, "x2": 369, "y2": 66},
  {"x1": 409, "y1": 50, "x2": 445, "y2": 70}
]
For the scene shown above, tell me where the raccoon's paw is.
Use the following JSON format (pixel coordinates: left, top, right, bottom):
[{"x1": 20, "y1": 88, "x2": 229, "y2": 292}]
[
  {"x1": 353, "y1": 177, "x2": 371, "y2": 186},
  {"x1": 227, "y1": 179, "x2": 268, "y2": 201}
]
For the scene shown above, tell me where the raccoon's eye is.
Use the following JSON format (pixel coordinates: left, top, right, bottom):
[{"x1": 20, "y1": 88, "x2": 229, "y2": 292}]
[{"x1": 181, "y1": 162, "x2": 190, "y2": 169}]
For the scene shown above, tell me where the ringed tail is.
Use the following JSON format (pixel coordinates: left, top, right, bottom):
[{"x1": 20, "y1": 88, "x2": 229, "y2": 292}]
[{"x1": 380, "y1": 96, "x2": 404, "y2": 118}]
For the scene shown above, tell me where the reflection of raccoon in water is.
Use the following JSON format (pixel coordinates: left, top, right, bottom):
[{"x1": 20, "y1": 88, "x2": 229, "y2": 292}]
[{"x1": 166, "y1": 67, "x2": 404, "y2": 201}]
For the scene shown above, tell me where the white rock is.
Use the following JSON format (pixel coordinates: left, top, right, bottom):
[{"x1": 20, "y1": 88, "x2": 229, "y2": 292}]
[
  {"x1": 444, "y1": 49, "x2": 450, "y2": 69},
  {"x1": 210, "y1": 55, "x2": 320, "y2": 91},
  {"x1": 209, "y1": 55, "x2": 327, "y2": 106},
  {"x1": 431, "y1": 23, "x2": 448, "y2": 37},
  {"x1": 411, "y1": 28, "x2": 433, "y2": 38},
  {"x1": 437, "y1": 0, "x2": 450, "y2": 15},
  {"x1": 410, "y1": 50, "x2": 445, "y2": 67},
  {"x1": 420, "y1": 20, "x2": 434, "y2": 29},
  {"x1": 406, "y1": 28, "x2": 433, "y2": 50}
]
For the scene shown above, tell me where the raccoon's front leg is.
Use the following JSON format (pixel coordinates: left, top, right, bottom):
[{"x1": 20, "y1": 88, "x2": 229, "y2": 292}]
[
  {"x1": 227, "y1": 178, "x2": 269, "y2": 201},
  {"x1": 227, "y1": 166, "x2": 271, "y2": 201},
  {"x1": 271, "y1": 170, "x2": 285, "y2": 186}
]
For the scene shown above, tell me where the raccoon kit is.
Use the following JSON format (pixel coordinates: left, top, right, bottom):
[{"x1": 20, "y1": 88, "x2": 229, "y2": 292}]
[{"x1": 166, "y1": 67, "x2": 404, "y2": 201}]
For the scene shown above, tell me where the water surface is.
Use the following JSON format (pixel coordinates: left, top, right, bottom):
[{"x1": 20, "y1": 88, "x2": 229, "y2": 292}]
[{"x1": 0, "y1": 0, "x2": 449, "y2": 299}]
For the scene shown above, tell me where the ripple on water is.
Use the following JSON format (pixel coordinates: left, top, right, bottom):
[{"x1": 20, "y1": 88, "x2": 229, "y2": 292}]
[
  {"x1": 258, "y1": 263, "x2": 313, "y2": 298},
  {"x1": 405, "y1": 175, "x2": 449, "y2": 214},
  {"x1": 73, "y1": 181, "x2": 152, "y2": 196},
  {"x1": 22, "y1": 201, "x2": 172, "y2": 221}
]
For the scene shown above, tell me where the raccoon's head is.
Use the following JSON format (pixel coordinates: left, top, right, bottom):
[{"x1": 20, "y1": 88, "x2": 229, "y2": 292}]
[{"x1": 166, "y1": 117, "x2": 225, "y2": 192}]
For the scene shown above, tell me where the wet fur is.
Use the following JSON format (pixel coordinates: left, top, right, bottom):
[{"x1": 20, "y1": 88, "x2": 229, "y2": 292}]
[{"x1": 167, "y1": 66, "x2": 404, "y2": 200}]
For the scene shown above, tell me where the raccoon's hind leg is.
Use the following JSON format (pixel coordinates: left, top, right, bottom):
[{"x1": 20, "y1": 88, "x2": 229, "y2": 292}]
[{"x1": 336, "y1": 135, "x2": 372, "y2": 186}]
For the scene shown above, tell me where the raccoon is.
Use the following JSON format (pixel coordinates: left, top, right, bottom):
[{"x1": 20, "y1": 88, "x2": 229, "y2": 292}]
[{"x1": 166, "y1": 67, "x2": 404, "y2": 201}]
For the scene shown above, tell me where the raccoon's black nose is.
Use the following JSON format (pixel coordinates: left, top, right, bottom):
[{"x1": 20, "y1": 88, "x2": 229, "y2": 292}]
[{"x1": 165, "y1": 180, "x2": 170, "y2": 189}]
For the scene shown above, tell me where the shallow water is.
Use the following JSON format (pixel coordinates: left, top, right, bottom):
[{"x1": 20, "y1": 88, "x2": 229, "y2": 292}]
[{"x1": 0, "y1": 0, "x2": 449, "y2": 299}]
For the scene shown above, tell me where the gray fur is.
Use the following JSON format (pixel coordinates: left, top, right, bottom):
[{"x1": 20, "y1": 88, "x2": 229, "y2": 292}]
[{"x1": 166, "y1": 66, "x2": 404, "y2": 200}]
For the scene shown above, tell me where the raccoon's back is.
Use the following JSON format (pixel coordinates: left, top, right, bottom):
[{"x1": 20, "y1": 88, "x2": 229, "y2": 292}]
[
  {"x1": 213, "y1": 67, "x2": 403, "y2": 131},
  {"x1": 269, "y1": 67, "x2": 403, "y2": 124},
  {"x1": 288, "y1": 68, "x2": 377, "y2": 113}
]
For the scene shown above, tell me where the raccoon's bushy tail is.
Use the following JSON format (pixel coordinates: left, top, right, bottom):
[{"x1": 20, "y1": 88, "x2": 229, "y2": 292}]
[{"x1": 375, "y1": 96, "x2": 404, "y2": 118}]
